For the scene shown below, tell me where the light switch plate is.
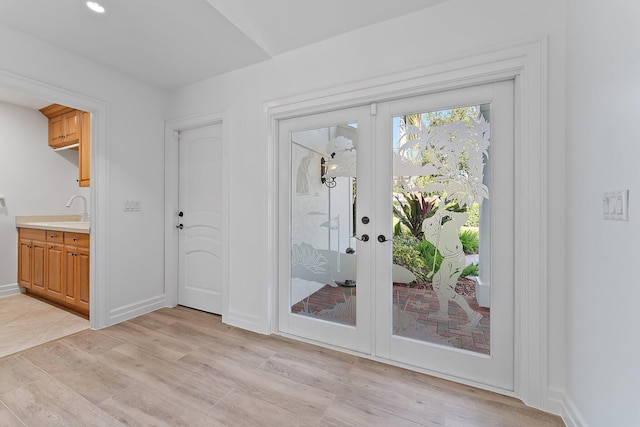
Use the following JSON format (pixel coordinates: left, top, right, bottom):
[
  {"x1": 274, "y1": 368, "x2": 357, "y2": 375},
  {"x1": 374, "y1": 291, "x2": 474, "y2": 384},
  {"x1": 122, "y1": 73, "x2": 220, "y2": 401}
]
[
  {"x1": 123, "y1": 200, "x2": 141, "y2": 212},
  {"x1": 603, "y1": 190, "x2": 628, "y2": 221}
]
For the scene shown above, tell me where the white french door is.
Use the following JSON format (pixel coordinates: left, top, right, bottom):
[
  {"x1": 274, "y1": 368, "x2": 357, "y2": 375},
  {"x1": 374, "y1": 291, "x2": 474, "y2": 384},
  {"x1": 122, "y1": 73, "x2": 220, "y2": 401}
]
[
  {"x1": 278, "y1": 106, "x2": 373, "y2": 354},
  {"x1": 278, "y1": 81, "x2": 515, "y2": 390}
]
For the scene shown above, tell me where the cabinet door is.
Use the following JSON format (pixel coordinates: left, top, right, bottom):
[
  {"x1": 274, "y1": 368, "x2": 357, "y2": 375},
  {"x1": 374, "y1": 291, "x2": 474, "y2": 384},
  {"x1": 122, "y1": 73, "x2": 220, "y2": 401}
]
[
  {"x1": 79, "y1": 111, "x2": 90, "y2": 187},
  {"x1": 49, "y1": 115, "x2": 65, "y2": 147},
  {"x1": 77, "y1": 247, "x2": 90, "y2": 310},
  {"x1": 63, "y1": 110, "x2": 81, "y2": 143},
  {"x1": 63, "y1": 245, "x2": 90, "y2": 311},
  {"x1": 45, "y1": 243, "x2": 64, "y2": 300},
  {"x1": 18, "y1": 238, "x2": 33, "y2": 288},
  {"x1": 32, "y1": 240, "x2": 46, "y2": 292},
  {"x1": 64, "y1": 246, "x2": 77, "y2": 304}
]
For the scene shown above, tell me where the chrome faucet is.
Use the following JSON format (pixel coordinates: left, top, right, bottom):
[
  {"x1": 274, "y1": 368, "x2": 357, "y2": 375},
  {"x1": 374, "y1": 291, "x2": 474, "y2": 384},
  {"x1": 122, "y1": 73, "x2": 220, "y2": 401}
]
[{"x1": 66, "y1": 195, "x2": 89, "y2": 222}]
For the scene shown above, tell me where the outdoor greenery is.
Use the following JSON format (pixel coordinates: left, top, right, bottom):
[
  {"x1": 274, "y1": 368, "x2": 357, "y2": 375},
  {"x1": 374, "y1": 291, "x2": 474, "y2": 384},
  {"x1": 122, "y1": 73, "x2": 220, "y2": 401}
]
[
  {"x1": 461, "y1": 263, "x2": 479, "y2": 278},
  {"x1": 393, "y1": 193, "x2": 436, "y2": 239},
  {"x1": 391, "y1": 105, "x2": 487, "y2": 285},
  {"x1": 392, "y1": 234, "x2": 429, "y2": 282},
  {"x1": 392, "y1": 192, "x2": 481, "y2": 284},
  {"x1": 459, "y1": 227, "x2": 479, "y2": 254}
]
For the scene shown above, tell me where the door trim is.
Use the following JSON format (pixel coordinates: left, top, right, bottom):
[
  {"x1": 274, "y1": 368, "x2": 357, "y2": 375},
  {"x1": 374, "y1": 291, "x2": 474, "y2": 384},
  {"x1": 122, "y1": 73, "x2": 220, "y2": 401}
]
[
  {"x1": 265, "y1": 38, "x2": 548, "y2": 407},
  {"x1": 0, "y1": 68, "x2": 109, "y2": 330},
  {"x1": 165, "y1": 110, "x2": 230, "y2": 320}
]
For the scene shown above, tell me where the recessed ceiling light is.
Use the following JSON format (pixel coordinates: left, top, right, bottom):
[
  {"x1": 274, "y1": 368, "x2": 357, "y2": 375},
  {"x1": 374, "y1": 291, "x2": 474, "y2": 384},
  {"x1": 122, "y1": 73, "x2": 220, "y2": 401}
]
[{"x1": 86, "y1": 1, "x2": 105, "y2": 13}]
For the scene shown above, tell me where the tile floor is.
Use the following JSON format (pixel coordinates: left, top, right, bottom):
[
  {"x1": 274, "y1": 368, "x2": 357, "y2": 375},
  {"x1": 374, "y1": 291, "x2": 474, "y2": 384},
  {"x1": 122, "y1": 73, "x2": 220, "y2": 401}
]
[{"x1": 0, "y1": 293, "x2": 89, "y2": 359}]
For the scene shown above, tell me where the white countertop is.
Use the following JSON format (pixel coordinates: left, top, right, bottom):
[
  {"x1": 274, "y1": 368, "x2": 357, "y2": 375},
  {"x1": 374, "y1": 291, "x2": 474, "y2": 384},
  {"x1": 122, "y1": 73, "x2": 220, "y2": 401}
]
[{"x1": 16, "y1": 215, "x2": 90, "y2": 234}]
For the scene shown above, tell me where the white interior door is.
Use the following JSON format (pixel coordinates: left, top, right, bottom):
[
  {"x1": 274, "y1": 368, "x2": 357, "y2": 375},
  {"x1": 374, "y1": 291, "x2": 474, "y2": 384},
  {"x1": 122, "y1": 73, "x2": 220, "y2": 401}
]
[
  {"x1": 178, "y1": 123, "x2": 223, "y2": 314},
  {"x1": 278, "y1": 81, "x2": 514, "y2": 390}
]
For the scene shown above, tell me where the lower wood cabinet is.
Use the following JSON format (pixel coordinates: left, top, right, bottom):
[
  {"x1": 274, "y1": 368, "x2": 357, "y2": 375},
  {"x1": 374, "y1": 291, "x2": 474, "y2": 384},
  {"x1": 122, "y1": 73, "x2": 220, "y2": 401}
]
[{"x1": 18, "y1": 228, "x2": 90, "y2": 316}]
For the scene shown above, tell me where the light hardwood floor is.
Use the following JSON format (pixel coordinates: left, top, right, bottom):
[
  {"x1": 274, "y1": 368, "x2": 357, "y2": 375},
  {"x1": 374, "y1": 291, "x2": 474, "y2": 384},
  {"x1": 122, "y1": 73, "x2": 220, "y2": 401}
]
[{"x1": 0, "y1": 306, "x2": 564, "y2": 426}]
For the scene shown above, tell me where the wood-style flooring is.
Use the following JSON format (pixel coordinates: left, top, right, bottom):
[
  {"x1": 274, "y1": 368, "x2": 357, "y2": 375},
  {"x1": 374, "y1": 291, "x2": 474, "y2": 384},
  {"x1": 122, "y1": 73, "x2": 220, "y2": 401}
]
[{"x1": 0, "y1": 305, "x2": 564, "y2": 426}]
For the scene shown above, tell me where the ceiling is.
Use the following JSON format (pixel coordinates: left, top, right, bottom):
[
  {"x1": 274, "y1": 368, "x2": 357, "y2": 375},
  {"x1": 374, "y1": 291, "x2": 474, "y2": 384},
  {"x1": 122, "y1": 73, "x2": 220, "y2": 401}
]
[{"x1": 0, "y1": 0, "x2": 446, "y2": 90}]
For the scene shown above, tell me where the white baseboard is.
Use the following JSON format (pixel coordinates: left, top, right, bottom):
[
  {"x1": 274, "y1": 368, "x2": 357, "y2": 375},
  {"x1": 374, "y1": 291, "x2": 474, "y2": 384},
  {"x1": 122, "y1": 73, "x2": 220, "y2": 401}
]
[
  {"x1": 0, "y1": 283, "x2": 20, "y2": 297},
  {"x1": 106, "y1": 295, "x2": 167, "y2": 327},
  {"x1": 225, "y1": 309, "x2": 268, "y2": 334},
  {"x1": 547, "y1": 387, "x2": 587, "y2": 427}
]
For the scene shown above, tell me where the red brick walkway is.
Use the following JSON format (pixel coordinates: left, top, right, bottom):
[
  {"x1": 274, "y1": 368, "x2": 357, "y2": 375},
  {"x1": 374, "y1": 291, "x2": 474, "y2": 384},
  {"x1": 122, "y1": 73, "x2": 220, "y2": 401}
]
[{"x1": 291, "y1": 284, "x2": 490, "y2": 354}]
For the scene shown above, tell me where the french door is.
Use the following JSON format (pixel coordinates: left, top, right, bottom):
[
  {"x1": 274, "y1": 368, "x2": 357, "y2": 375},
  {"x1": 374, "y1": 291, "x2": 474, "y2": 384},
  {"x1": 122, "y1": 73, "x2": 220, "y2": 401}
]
[{"x1": 278, "y1": 81, "x2": 515, "y2": 390}]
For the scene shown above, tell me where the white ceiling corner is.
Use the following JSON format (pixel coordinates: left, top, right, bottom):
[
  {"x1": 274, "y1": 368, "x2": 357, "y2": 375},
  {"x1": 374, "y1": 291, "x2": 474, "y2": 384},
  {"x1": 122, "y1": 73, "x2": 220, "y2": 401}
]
[{"x1": 0, "y1": 0, "x2": 449, "y2": 95}]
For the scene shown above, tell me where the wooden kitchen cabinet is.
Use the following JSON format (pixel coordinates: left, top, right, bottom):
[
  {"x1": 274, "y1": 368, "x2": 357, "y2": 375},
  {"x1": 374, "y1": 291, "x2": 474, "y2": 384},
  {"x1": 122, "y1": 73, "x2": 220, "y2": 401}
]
[
  {"x1": 78, "y1": 112, "x2": 90, "y2": 187},
  {"x1": 18, "y1": 227, "x2": 90, "y2": 316},
  {"x1": 17, "y1": 228, "x2": 46, "y2": 292},
  {"x1": 63, "y1": 232, "x2": 90, "y2": 312},
  {"x1": 40, "y1": 104, "x2": 91, "y2": 187},
  {"x1": 41, "y1": 105, "x2": 81, "y2": 149},
  {"x1": 45, "y1": 242, "x2": 65, "y2": 301}
]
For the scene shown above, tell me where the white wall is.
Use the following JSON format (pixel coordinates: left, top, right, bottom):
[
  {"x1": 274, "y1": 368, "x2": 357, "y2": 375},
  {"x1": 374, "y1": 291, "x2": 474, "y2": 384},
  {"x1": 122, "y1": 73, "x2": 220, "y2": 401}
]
[
  {"x1": 565, "y1": 1, "x2": 640, "y2": 425},
  {"x1": 0, "y1": 24, "x2": 169, "y2": 324},
  {"x1": 169, "y1": 0, "x2": 567, "y2": 413},
  {"x1": 0, "y1": 102, "x2": 88, "y2": 290}
]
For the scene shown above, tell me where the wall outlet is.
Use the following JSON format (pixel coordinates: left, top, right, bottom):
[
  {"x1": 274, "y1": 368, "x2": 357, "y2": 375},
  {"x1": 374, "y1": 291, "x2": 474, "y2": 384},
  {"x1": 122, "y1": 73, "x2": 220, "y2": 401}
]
[
  {"x1": 603, "y1": 190, "x2": 628, "y2": 221},
  {"x1": 123, "y1": 200, "x2": 141, "y2": 212}
]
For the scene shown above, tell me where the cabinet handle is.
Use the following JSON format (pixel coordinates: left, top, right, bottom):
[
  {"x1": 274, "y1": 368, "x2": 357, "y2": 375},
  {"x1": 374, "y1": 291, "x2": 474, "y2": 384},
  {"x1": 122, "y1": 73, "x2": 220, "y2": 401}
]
[
  {"x1": 73, "y1": 238, "x2": 78, "y2": 241},
  {"x1": 49, "y1": 246, "x2": 54, "y2": 249},
  {"x1": 50, "y1": 234, "x2": 58, "y2": 238}
]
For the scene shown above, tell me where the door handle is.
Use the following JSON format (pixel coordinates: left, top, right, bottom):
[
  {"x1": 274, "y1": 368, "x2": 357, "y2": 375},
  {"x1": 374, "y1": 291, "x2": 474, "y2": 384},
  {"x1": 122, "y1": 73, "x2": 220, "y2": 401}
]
[
  {"x1": 377, "y1": 235, "x2": 392, "y2": 243},
  {"x1": 176, "y1": 224, "x2": 183, "y2": 229},
  {"x1": 353, "y1": 234, "x2": 369, "y2": 242}
]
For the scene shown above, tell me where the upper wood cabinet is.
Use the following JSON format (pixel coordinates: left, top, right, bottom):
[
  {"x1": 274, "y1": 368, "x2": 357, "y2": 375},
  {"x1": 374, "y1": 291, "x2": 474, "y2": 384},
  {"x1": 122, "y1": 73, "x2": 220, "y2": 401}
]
[{"x1": 40, "y1": 104, "x2": 91, "y2": 187}]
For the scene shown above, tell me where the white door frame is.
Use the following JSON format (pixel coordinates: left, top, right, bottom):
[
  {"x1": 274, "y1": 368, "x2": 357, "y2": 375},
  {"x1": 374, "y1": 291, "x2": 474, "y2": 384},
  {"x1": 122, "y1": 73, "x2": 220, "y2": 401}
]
[
  {"x1": 265, "y1": 38, "x2": 548, "y2": 408},
  {"x1": 165, "y1": 111, "x2": 230, "y2": 319},
  {"x1": 0, "y1": 69, "x2": 109, "y2": 330}
]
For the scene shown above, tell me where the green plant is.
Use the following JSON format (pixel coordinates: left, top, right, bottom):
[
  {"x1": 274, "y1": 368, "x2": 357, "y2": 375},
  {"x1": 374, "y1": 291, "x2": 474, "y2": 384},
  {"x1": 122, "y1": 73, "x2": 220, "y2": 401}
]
[
  {"x1": 392, "y1": 234, "x2": 428, "y2": 282},
  {"x1": 465, "y1": 203, "x2": 480, "y2": 227},
  {"x1": 416, "y1": 238, "x2": 443, "y2": 279},
  {"x1": 459, "y1": 228, "x2": 479, "y2": 254},
  {"x1": 393, "y1": 193, "x2": 436, "y2": 239},
  {"x1": 460, "y1": 263, "x2": 478, "y2": 278}
]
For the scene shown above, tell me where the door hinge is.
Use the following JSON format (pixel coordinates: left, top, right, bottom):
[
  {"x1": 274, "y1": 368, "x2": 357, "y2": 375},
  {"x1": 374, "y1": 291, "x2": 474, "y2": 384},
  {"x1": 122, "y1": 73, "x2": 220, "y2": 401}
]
[{"x1": 370, "y1": 103, "x2": 377, "y2": 116}]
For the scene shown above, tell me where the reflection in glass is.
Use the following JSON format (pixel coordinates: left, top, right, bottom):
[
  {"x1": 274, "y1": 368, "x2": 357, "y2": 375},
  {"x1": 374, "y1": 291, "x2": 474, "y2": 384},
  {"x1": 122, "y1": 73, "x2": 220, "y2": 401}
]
[
  {"x1": 289, "y1": 124, "x2": 358, "y2": 326},
  {"x1": 391, "y1": 105, "x2": 492, "y2": 354}
]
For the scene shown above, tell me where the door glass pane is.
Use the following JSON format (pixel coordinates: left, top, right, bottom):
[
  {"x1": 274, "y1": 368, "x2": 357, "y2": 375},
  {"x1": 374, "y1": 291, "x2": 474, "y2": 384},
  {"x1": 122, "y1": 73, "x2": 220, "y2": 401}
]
[
  {"x1": 289, "y1": 124, "x2": 358, "y2": 326},
  {"x1": 391, "y1": 105, "x2": 491, "y2": 354}
]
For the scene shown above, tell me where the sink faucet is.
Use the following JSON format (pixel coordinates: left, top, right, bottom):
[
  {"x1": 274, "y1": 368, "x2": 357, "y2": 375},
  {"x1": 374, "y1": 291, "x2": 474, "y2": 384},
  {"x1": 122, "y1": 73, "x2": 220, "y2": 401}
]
[{"x1": 66, "y1": 195, "x2": 89, "y2": 222}]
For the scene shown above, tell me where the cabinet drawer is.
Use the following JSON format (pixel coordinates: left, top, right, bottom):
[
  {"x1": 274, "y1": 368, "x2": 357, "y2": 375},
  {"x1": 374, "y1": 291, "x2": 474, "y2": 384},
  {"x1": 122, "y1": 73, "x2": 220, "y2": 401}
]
[
  {"x1": 19, "y1": 228, "x2": 46, "y2": 241},
  {"x1": 64, "y1": 232, "x2": 90, "y2": 247},
  {"x1": 46, "y1": 231, "x2": 64, "y2": 243}
]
